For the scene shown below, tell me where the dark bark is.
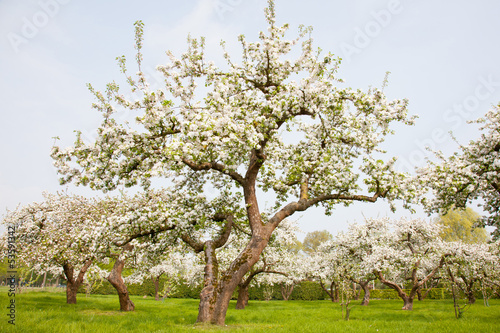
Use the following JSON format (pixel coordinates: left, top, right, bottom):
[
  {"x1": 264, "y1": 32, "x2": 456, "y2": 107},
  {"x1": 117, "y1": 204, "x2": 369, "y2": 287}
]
[
  {"x1": 376, "y1": 256, "x2": 446, "y2": 311},
  {"x1": 448, "y1": 269, "x2": 477, "y2": 305},
  {"x1": 235, "y1": 261, "x2": 286, "y2": 309},
  {"x1": 211, "y1": 230, "x2": 273, "y2": 326},
  {"x1": 62, "y1": 260, "x2": 92, "y2": 304},
  {"x1": 66, "y1": 279, "x2": 78, "y2": 304},
  {"x1": 107, "y1": 244, "x2": 135, "y2": 311},
  {"x1": 376, "y1": 270, "x2": 418, "y2": 310},
  {"x1": 350, "y1": 277, "x2": 375, "y2": 306},
  {"x1": 462, "y1": 276, "x2": 477, "y2": 304}
]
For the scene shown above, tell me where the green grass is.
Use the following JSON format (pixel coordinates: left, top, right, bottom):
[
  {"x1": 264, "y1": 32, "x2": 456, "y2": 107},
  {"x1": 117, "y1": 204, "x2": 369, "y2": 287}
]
[{"x1": 0, "y1": 287, "x2": 499, "y2": 332}]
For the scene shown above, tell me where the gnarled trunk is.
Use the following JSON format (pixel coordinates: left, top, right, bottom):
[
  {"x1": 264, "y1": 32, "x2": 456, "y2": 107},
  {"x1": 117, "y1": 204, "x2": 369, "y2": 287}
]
[
  {"x1": 107, "y1": 244, "x2": 135, "y2": 312},
  {"x1": 402, "y1": 295, "x2": 414, "y2": 310},
  {"x1": 62, "y1": 260, "x2": 92, "y2": 304},
  {"x1": 376, "y1": 253, "x2": 448, "y2": 311},
  {"x1": 376, "y1": 271, "x2": 416, "y2": 311},
  {"x1": 417, "y1": 289, "x2": 423, "y2": 301},
  {"x1": 210, "y1": 231, "x2": 271, "y2": 326},
  {"x1": 66, "y1": 279, "x2": 78, "y2": 304},
  {"x1": 196, "y1": 241, "x2": 219, "y2": 322},
  {"x1": 359, "y1": 281, "x2": 371, "y2": 306},
  {"x1": 463, "y1": 277, "x2": 477, "y2": 304}
]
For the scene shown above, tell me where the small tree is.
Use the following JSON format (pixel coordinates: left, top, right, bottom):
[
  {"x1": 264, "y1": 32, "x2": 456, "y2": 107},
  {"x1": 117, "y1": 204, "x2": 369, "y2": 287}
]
[
  {"x1": 0, "y1": 193, "x2": 106, "y2": 304},
  {"x1": 353, "y1": 217, "x2": 449, "y2": 310},
  {"x1": 334, "y1": 224, "x2": 381, "y2": 306},
  {"x1": 444, "y1": 241, "x2": 498, "y2": 305}
]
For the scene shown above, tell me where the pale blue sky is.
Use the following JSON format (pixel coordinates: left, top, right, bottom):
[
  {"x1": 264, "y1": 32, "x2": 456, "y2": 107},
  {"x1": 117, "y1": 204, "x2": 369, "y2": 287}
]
[{"x1": 1, "y1": 0, "x2": 499, "y2": 237}]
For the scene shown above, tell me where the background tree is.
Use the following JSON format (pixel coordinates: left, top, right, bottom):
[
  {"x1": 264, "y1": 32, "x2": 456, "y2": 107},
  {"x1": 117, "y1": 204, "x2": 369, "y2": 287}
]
[
  {"x1": 0, "y1": 193, "x2": 107, "y2": 304},
  {"x1": 370, "y1": 218, "x2": 450, "y2": 310},
  {"x1": 444, "y1": 241, "x2": 497, "y2": 304},
  {"x1": 302, "y1": 230, "x2": 333, "y2": 254},
  {"x1": 308, "y1": 244, "x2": 343, "y2": 303},
  {"x1": 436, "y1": 207, "x2": 490, "y2": 243},
  {"x1": 333, "y1": 222, "x2": 384, "y2": 306},
  {"x1": 51, "y1": 0, "x2": 416, "y2": 325},
  {"x1": 419, "y1": 103, "x2": 500, "y2": 239}
]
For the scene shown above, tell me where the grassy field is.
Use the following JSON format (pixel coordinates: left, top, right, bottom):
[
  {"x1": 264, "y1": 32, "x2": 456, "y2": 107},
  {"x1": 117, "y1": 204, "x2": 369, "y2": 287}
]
[{"x1": 0, "y1": 288, "x2": 499, "y2": 332}]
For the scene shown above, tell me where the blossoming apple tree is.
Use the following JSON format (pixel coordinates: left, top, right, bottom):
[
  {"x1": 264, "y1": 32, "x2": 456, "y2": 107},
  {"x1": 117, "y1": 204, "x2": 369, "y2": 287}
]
[
  {"x1": 419, "y1": 103, "x2": 500, "y2": 239},
  {"x1": 51, "y1": 0, "x2": 416, "y2": 325},
  {"x1": 332, "y1": 221, "x2": 386, "y2": 306},
  {"x1": 368, "y1": 217, "x2": 449, "y2": 310},
  {"x1": 0, "y1": 192, "x2": 107, "y2": 304},
  {"x1": 444, "y1": 241, "x2": 499, "y2": 304}
]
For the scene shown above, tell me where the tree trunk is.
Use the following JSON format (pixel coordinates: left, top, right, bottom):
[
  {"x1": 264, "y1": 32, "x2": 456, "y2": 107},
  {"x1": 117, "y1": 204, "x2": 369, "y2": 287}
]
[
  {"x1": 417, "y1": 289, "x2": 423, "y2": 301},
  {"x1": 209, "y1": 231, "x2": 271, "y2": 326},
  {"x1": 463, "y1": 278, "x2": 476, "y2": 304},
  {"x1": 402, "y1": 295, "x2": 414, "y2": 310},
  {"x1": 375, "y1": 254, "x2": 447, "y2": 311},
  {"x1": 319, "y1": 279, "x2": 339, "y2": 302},
  {"x1": 66, "y1": 279, "x2": 78, "y2": 304},
  {"x1": 376, "y1": 271, "x2": 415, "y2": 311},
  {"x1": 359, "y1": 281, "x2": 371, "y2": 306},
  {"x1": 235, "y1": 284, "x2": 249, "y2": 309},
  {"x1": 196, "y1": 241, "x2": 219, "y2": 322},
  {"x1": 107, "y1": 244, "x2": 135, "y2": 312},
  {"x1": 62, "y1": 260, "x2": 92, "y2": 305},
  {"x1": 41, "y1": 272, "x2": 47, "y2": 289},
  {"x1": 465, "y1": 289, "x2": 476, "y2": 304},
  {"x1": 281, "y1": 283, "x2": 295, "y2": 301},
  {"x1": 333, "y1": 282, "x2": 340, "y2": 302}
]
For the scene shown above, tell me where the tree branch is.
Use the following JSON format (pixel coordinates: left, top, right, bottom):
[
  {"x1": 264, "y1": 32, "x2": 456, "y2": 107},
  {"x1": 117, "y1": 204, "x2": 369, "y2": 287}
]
[
  {"x1": 114, "y1": 224, "x2": 176, "y2": 247},
  {"x1": 212, "y1": 214, "x2": 234, "y2": 249},
  {"x1": 269, "y1": 190, "x2": 387, "y2": 229},
  {"x1": 182, "y1": 158, "x2": 245, "y2": 185}
]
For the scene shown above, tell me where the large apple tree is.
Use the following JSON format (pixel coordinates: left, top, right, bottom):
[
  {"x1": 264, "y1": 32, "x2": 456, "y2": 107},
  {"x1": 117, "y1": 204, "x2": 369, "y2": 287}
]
[{"x1": 51, "y1": 0, "x2": 416, "y2": 325}]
